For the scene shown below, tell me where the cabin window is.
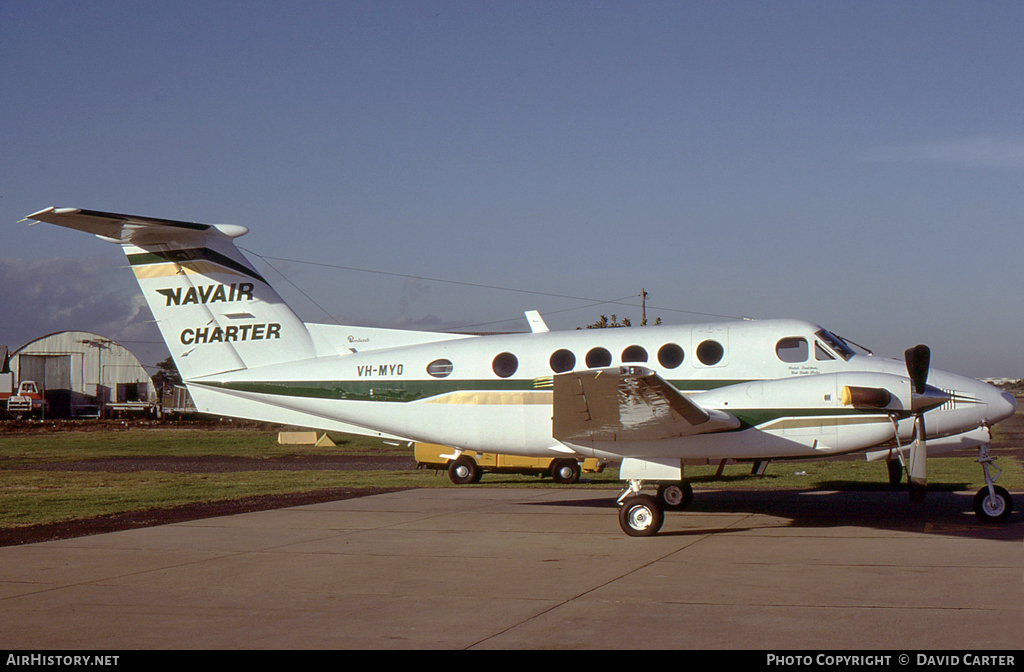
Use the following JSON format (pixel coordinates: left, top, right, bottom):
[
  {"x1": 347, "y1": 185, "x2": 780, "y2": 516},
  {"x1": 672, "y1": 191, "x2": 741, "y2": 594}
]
[
  {"x1": 585, "y1": 347, "x2": 612, "y2": 368},
  {"x1": 426, "y1": 358, "x2": 453, "y2": 378},
  {"x1": 776, "y1": 337, "x2": 808, "y2": 363},
  {"x1": 657, "y1": 343, "x2": 684, "y2": 369},
  {"x1": 492, "y1": 352, "x2": 518, "y2": 378},
  {"x1": 621, "y1": 345, "x2": 648, "y2": 363},
  {"x1": 549, "y1": 349, "x2": 576, "y2": 373},
  {"x1": 696, "y1": 339, "x2": 724, "y2": 366}
]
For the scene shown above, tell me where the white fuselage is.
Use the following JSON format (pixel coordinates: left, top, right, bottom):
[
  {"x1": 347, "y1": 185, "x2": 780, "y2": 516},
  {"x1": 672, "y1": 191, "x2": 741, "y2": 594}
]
[{"x1": 188, "y1": 318, "x2": 1015, "y2": 463}]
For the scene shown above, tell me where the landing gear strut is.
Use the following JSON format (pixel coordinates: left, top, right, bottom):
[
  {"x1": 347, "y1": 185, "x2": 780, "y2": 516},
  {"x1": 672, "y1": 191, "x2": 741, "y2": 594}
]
[{"x1": 973, "y1": 443, "x2": 1013, "y2": 524}]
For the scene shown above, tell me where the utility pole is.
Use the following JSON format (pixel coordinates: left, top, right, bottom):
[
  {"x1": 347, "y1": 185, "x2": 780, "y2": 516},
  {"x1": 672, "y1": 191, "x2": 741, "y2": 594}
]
[{"x1": 641, "y1": 288, "x2": 648, "y2": 326}]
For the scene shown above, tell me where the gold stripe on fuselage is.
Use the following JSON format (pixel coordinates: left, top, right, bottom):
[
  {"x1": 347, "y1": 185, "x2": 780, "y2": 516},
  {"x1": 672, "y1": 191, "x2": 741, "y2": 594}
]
[{"x1": 422, "y1": 390, "x2": 554, "y2": 405}]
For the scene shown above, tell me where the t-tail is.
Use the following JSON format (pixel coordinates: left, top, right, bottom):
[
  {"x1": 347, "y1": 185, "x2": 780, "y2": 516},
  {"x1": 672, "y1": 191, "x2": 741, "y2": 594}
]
[{"x1": 27, "y1": 208, "x2": 318, "y2": 382}]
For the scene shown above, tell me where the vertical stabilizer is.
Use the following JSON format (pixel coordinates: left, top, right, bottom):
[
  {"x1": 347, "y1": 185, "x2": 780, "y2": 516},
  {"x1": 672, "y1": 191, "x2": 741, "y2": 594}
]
[{"x1": 27, "y1": 208, "x2": 318, "y2": 381}]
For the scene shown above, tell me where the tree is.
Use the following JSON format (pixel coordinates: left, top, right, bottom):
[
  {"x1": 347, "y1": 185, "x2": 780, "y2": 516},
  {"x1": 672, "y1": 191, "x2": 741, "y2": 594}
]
[
  {"x1": 580, "y1": 314, "x2": 660, "y2": 329},
  {"x1": 579, "y1": 289, "x2": 661, "y2": 329},
  {"x1": 151, "y1": 356, "x2": 182, "y2": 395},
  {"x1": 585, "y1": 314, "x2": 631, "y2": 329}
]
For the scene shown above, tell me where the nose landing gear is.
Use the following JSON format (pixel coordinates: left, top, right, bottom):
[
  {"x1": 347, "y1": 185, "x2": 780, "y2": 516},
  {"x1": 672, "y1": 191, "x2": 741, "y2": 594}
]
[{"x1": 974, "y1": 443, "x2": 1013, "y2": 524}]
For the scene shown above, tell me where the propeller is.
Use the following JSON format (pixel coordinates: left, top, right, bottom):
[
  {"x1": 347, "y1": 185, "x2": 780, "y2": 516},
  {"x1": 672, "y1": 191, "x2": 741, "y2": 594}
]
[
  {"x1": 905, "y1": 344, "x2": 935, "y2": 502},
  {"x1": 906, "y1": 344, "x2": 930, "y2": 396},
  {"x1": 843, "y1": 345, "x2": 948, "y2": 497}
]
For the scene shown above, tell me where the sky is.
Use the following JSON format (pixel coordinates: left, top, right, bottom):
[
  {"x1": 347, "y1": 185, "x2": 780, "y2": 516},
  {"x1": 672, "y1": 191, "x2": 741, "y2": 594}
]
[{"x1": 1, "y1": 1, "x2": 1022, "y2": 379}]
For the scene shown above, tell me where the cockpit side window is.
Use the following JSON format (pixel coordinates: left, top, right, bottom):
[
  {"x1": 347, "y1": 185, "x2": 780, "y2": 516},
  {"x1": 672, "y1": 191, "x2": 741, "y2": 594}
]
[
  {"x1": 815, "y1": 342, "x2": 835, "y2": 361},
  {"x1": 814, "y1": 329, "x2": 853, "y2": 361}
]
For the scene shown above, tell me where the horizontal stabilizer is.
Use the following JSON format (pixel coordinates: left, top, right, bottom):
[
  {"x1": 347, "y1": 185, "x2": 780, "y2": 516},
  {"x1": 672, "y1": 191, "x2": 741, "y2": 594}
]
[
  {"x1": 27, "y1": 207, "x2": 250, "y2": 243},
  {"x1": 553, "y1": 366, "x2": 739, "y2": 444}
]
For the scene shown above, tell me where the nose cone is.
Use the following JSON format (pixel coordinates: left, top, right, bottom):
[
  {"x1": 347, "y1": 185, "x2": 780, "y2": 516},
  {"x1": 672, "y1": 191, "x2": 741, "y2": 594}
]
[{"x1": 988, "y1": 389, "x2": 1018, "y2": 425}]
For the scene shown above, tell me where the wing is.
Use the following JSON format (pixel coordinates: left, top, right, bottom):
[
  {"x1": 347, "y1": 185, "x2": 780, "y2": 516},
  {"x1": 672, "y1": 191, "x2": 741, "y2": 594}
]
[{"x1": 552, "y1": 365, "x2": 739, "y2": 443}]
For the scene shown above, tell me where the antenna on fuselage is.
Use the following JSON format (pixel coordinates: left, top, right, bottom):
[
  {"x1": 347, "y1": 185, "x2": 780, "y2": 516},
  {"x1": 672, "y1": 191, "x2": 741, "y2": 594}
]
[{"x1": 525, "y1": 311, "x2": 550, "y2": 333}]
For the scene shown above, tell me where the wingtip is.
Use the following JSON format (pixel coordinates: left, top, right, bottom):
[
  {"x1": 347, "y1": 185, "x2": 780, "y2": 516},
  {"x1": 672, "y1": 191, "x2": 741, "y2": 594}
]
[
  {"x1": 25, "y1": 206, "x2": 84, "y2": 221},
  {"x1": 25, "y1": 206, "x2": 56, "y2": 220}
]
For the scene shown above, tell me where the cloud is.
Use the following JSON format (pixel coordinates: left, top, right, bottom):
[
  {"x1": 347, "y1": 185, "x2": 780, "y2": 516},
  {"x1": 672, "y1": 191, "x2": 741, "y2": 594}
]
[
  {"x1": 858, "y1": 135, "x2": 1024, "y2": 169},
  {"x1": 0, "y1": 256, "x2": 162, "y2": 358}
]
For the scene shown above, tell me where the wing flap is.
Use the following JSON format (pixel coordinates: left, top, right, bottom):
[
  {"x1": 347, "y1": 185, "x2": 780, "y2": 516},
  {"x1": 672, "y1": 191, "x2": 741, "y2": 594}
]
[{"x1": 553, "y1": 366, "x2": 739, "y2": 443}]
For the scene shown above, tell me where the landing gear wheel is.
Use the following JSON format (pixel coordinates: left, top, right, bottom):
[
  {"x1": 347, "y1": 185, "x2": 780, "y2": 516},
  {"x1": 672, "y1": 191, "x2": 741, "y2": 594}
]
[
  {"x1": 656, "y1": 481, "x2": 693, "y2": 511},
  {"x1": 974, "y1": 486, "x2": 1013, "y2": 524},
  {"x1": 551, "y1": 459, "x2": 581, "y2": 484},
  {"x1": 618, "y1": 495, "x2": 664, "y2": 537},
  {"x1": 448, "y1": 456, "x2": 481, "y2": 485},
  {"x1": 887, "y1": 459, "x2": 903, "y2": 486}
]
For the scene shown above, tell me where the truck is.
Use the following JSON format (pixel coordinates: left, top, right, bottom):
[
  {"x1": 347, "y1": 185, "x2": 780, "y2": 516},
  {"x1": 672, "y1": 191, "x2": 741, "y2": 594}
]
[
  {"x1": 0, "y1": 373, "x2": 46, "y2": 416},
  {"x1": 160, "y1": 384, "x2": 197, "y2": 418},
  {"x1": 414, "y1": 442, "x2": 606, "y2": 485}
]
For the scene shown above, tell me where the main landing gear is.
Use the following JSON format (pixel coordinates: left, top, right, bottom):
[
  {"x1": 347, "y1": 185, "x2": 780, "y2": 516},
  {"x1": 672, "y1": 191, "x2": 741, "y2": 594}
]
[{"x1": 616, "y1": 480, "x2": 693, "y2": 537}]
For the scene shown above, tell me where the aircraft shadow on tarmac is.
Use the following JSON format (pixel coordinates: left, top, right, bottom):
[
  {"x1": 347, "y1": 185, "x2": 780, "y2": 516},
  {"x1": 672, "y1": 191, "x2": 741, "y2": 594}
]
[{"x1": 525, "y1": 485, "x2": 1023, "y2": 541}]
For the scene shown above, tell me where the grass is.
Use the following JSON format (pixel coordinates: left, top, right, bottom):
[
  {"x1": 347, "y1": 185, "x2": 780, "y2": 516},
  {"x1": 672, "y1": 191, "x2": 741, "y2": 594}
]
[
  {"x1": 1, "y1": 426, "x2": 1021, "y2": 529},
  {"x1": 683, "y1": 455, "x2": 1024, "y2": 491},
  {"x1": 0, "y1": 470, "x2": 425, "y2": 527},
  {"x1": 0, "y1": 427, "x2": 407, "y2": 465}
]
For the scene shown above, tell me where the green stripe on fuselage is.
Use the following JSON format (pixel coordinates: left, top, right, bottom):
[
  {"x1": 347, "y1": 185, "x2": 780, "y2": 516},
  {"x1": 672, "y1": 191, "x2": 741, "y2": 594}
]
[{"x1": 194, "y1": 378, "x2": 539, "y2": 403}]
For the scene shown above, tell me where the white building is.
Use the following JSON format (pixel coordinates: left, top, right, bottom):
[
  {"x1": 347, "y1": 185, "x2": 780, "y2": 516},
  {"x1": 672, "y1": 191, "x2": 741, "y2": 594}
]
[{"x1": 9, "y1": 330, "x2": 156, "y2": 417}]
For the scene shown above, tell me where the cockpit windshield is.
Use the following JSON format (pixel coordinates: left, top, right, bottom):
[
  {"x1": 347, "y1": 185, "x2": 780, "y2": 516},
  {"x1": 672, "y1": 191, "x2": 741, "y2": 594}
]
[{"x1": 815, "y1": 329, "x2": 856, "y2": 361}]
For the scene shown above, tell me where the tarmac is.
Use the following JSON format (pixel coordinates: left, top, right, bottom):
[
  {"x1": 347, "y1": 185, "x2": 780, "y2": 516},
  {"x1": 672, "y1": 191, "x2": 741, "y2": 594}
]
[{"x1": 0, "y1": 486, "x2": 1021, "y2": 650}]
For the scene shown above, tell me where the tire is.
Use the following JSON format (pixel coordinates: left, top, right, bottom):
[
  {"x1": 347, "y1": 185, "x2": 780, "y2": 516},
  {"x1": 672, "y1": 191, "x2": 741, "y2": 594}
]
[
  {"x1": 551, "y1": 459, "x2": 581, "y2": 484},
  {"x1": 618, "y1": 495, "x2": 664, "y2": 537},
  {"x1": 656, "y1": 482, "x2": 693, "y2": 511},
  {"x1": 448, "y1": 456, "x2": 481, "y2": 485},
  {"x1": 974, "y1": 486, "x2": 1013, "y2": 524}
]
